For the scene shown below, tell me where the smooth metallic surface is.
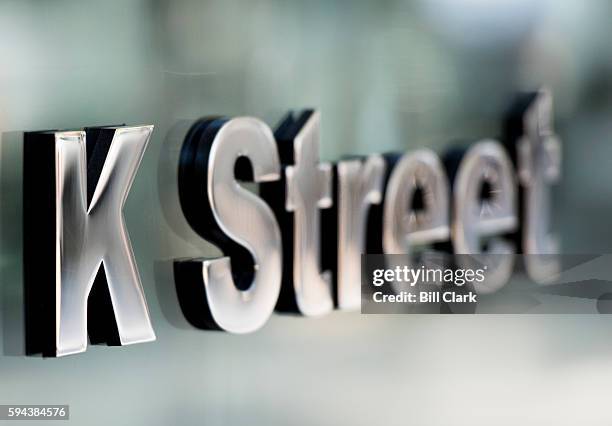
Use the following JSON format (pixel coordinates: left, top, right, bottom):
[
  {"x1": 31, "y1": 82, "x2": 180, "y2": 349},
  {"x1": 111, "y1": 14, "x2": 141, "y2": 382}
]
[
  {"x1": 55, "y1": 126, "x2": 156, "y2": 356},
  {"x1": 284, "y1": 111, "x2": 334, "y2": 316},
  {"x1": 382, "y1": 149, "x2": 450, "y2": 254},
  {"x1": 518, "y1": 89, "x2": 562, "y2": 283},
  {"x1": 336, "y1": 155, "x2": 386, "y2": 310},
  {"x1": 452, "y1": 140, "x2": 518, "y2": 294},
  {"x1": 198, "y1": 118, "x2": 282, "y2": 333}
]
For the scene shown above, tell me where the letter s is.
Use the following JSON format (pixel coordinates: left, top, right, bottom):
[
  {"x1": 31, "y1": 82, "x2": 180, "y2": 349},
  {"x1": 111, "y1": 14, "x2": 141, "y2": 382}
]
[{"x1": 174, "y1": 117, "x2": 283, "y2": 333}]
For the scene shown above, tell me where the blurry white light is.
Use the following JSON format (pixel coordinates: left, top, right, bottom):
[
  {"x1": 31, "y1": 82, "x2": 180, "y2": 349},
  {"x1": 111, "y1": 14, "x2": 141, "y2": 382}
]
[{"x1": 418, "y1": 0, "x2": 546, "y2": 47}]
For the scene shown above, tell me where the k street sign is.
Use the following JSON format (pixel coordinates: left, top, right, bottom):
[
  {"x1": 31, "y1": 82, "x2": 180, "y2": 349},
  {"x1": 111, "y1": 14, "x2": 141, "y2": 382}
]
[{"x1": 17, "y1": 89, "x2": 559, "y2": 357}]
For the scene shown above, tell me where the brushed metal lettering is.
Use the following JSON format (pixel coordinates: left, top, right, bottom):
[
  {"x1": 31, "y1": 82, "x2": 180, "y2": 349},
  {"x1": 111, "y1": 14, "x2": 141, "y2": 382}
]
[
  {"x1": 452, "y1": 140, "x2": 518, "y2": 294},
  {"x1": 175, "y1": 117, "x2": 282, "y2": 333},
  {"x1": 518, "y1": 90, "x2": 562, "y2": 283},
  {"x1": 336, "y1": 155, "x2": 386, "y2": 310},
  {"x1": 382, "y1": 149, "x2": 450, "y2": 254},
  {"x1": 54, "y1": 126, "x2": 156, "y2": 356}
]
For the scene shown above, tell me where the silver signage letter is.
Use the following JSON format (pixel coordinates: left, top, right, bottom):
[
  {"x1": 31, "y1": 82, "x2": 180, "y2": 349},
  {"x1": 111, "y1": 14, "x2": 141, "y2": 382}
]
[
  {"x1": 174, "y1": 117, "x2": 282, "y2": 333},
  {"x1": 382, "y1": 149, "x2": 450, "y2": 254},
  {"x1": 261, "y1": 110, "x2": 334, "y2": 316},
  {"x1": 23, "y1": 126, "x2": 156, "y2": 357},
  {"x1": 452, "y1": 140, "x2": 518, "y2": 293},
  {"x1": 517, "y1": 90, "x2": 562, "y2": 282},
  {"x1": 336, "y1": 155, "x2": 386, "y2": 310}
]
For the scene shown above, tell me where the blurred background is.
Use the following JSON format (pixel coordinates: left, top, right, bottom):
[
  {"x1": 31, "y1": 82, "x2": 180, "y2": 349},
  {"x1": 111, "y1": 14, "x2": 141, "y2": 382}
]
[{"x1": 2, "y1": 0, "x2": 612, "y2": 424}]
